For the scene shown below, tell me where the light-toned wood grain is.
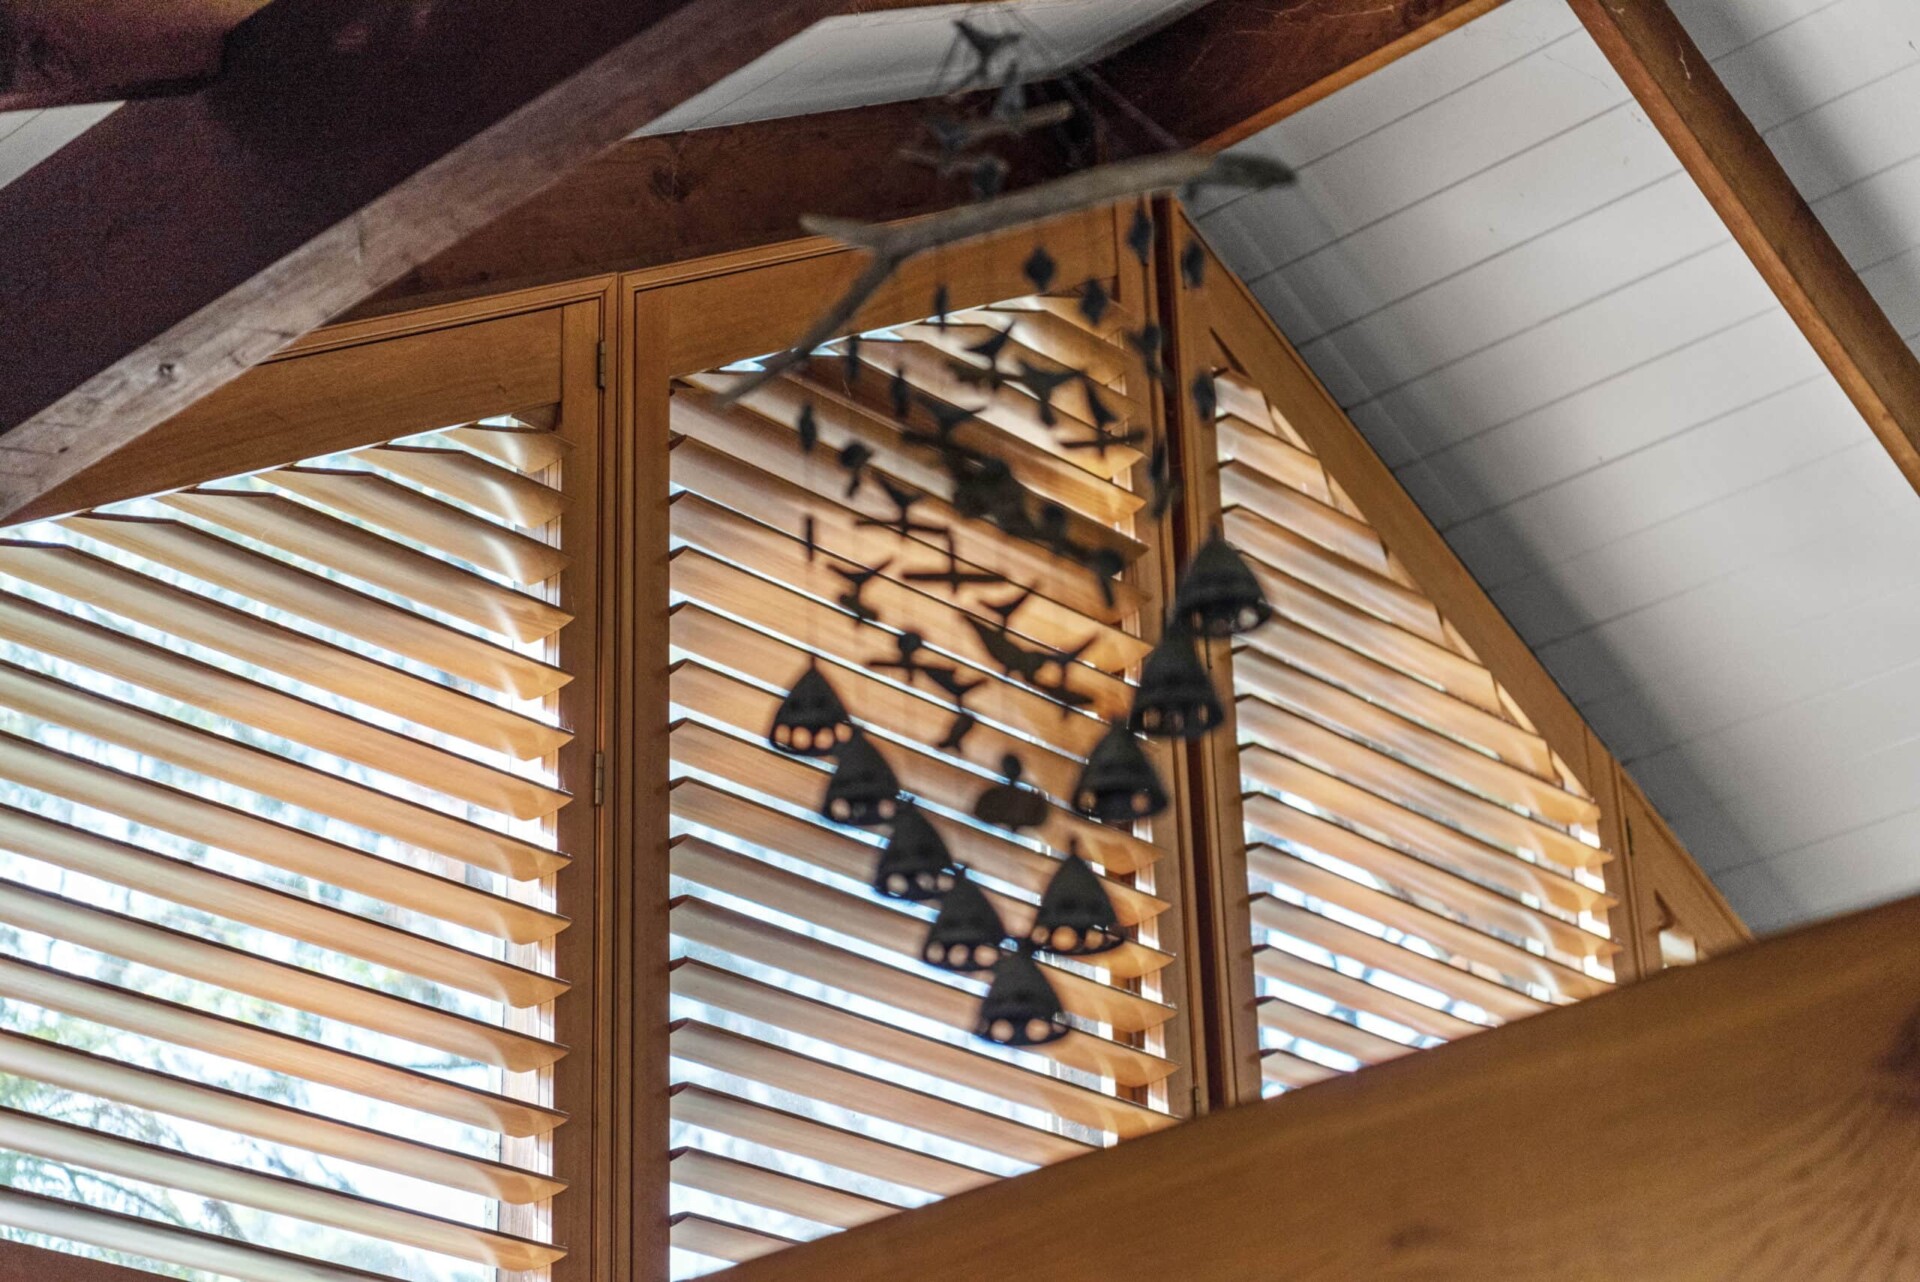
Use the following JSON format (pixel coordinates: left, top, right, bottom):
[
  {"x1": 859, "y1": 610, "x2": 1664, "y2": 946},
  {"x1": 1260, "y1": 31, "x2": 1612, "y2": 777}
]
[
  {"x1": 722, "y1": 892, "x2": 1920, "y2": 1281},
  {"x1": 1226, "y1": 505, "x2": 1447, "y2": 647},
  {"x1": 1253, "y1": 945, "x2": 1482, "y2": 1043},
  {"x1": 669, "y1": 1147, "x2": 898, "y2": 1229},
  {"x1": 1256, "y1": 994, "x2": 1416, "y2": 1066},
  {"x1": 360, "y1": 444, "x2": 566, "y2": 528}
]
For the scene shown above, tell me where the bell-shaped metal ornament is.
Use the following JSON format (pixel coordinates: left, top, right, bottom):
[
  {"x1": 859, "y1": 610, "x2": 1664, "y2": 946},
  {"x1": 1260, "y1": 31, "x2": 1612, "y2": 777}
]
[
  {"x1": 975, "y1": 948, "x2": 1069, "y2": 1046},
  {"x1": 769, "y1": 663, "x2": 855, "y2": 756},
  {"x1": 872, "y1": 802, "x2": 955, "y2": 900},
  {"x1": 1028, "y1": 845, "x2": 1122, "y2": 956},
  {"x1": 819, "y1": 730, "x2": 902, "y2": 827},
  {"x1": 972, "y1": 753, "x2": 1050, "y2": 831},
  {"x1": 922, "y1": 872, "x2": 1005, "y2": 972},
  {"x1": 1127, "y1": 624, "x2": 1224, "y2": 740},
  {"x1": 1073, "y1": 724, "x2": 1168, "y2": 823},
  {"x1": 1172, "y1": 532, "x2": 1272, "y2": 637}
]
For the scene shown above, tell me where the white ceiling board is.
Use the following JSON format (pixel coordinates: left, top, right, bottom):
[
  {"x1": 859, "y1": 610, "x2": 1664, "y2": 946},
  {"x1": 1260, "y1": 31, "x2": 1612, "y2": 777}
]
[
  {"x1": 0, "y1": 103, "x2": 117, "y2": 191},
  {"x1": 1197, "y1": 0, "x2": 1920, "y2": 931},
  {"x1": 633, "y1": 0, "x2": 1207, "y2": 136}
]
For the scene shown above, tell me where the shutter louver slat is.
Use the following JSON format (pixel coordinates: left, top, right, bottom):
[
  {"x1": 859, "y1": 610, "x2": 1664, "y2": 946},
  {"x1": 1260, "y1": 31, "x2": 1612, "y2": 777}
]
[
  {"x1": 441, "y1": 420, "x2": 571, "y2": 471},
  {"x1": 0, "y1": 732, "x2": 567, "y2": 943},
  {"x1": 0, "y1": 590, "x2": 567, "y2": 819},
  {"x1": 0, "y1": 1187, "x2": 397, "y2": 1282},
  {"x1": 669, "y1": 388, "x2": 1142, "y2": 625},
  {"x1": 671, "y1": 549, "x2": 1109, "y2": 756},
  {"x1": 673, "y1": 896, "x2": 1175, "y2": 1088},
  {"x1": 0, "y1": 801, "x2": 564, "y2": 1013},
  {"x1": 0, "y1": 1031, "x2": 564, "y2": 1202},
  {"x1": 0, "y1": 955, "x2": 565, "y2": 1134},
  {"x1": 672, "y1": 659, "x2": 1161, "y2": 880},
  {"x1": 0, "y1": 411, "x2": 577, "y2": 1275},
  {"x1": 1252, "y1": 946, "x2": 1482, "y2": 1042},
  {"x1": 672, "y1": 1084, "x2": 992, "y2": 1197},
  {"x1": 162, "y1": 488, "x2": 572, "y2": 643},
  {"x1": 1255, "y1": 996, "x2": 1416, "y2": 1066},
  {"x1": 0, "y1": 657, "x2": 562, "y2": 880},
  {"x1": 62, "y1": 512, "x2": 570, "y2": 699},
  {"x1": 669, "y1": 432, "x2": 1148, "y2": 668},
  {"x1": 669, "y1": 718, "x2": 1169, "y2": 940},
  {"x1": 0, "y1": 1109, "x2": 563, "y2": 1270},
  {"x1": 1233, "y1": 647, "x2": 1597, "y2": 827},
  {"x1": 670, "y1": 1213, "x2": 798, "y2": 1264},
  {"x1": 1224, "y1": 506, "x2": 1447, "y2": 646},
  {"x1": 671, "y1": 1020, "x2": 1091, "y2": 1166},
  {"x1": 266, "y1": 467, "x2": 569, "y2": 586},
  {"x1": 0, "y1": 540, "x2": 570, "y2": 761},
  {"x1": 670, "y1": 1147, "x2": 901, "y2": 1229},
  {"x1": 672, "y1": 835, "x2": 1173, "y2": 1035},
  {"x1": 0, "y1": 877, "x2": 563, "y2": 1066},
  {"x1": 359, "y1": 444, "x2": 567, "y2": 528}
]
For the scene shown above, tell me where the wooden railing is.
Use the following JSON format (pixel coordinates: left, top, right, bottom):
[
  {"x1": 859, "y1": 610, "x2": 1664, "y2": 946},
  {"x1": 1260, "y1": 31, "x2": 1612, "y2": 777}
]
[{"x1": 720, "y1": 891, "x2": 1920, "y2": 1280}]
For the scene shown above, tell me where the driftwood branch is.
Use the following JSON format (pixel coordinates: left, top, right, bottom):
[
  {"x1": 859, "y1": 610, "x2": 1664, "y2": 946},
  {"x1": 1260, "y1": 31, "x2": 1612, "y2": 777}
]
[{"x1": 715, "y1": 150, "x2": 1292, "y2": 406}]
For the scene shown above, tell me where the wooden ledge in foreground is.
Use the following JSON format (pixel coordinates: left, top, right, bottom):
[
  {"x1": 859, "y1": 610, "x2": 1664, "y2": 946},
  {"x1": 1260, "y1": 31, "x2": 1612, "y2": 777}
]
[{"x1": 723, "y1": 892, "x2": 1920, "y2": 1280}]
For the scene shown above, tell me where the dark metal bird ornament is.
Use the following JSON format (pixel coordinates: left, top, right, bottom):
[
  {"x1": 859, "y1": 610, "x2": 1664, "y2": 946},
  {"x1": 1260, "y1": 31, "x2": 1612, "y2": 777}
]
[
  {"x1": 1127, "y1": 203, "x2": 1155, "y2": 265},
  {"x1": 973, "y1": 753, "x2": 1050, "y2": 831},
  {"x1": 1023, "y1": 245, "x2": 1057, "y2": 293},
  {"x1": 1180, "y1": 238, "x2": 1207, "y2": 289},
  {"x1": 1078, "y1": 278, "x2": 1111, "y2": 327},
  {"x1": 796, "y1": 401, "x2": 820, "y2": 454}
]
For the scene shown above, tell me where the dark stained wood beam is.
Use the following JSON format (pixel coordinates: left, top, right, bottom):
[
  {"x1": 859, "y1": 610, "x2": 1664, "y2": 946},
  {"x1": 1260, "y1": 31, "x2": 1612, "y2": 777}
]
[
  {"x1": 0, "y1": 0, "x2": 939, "y2": 520},
  {"x1": 1570, "y1": 0, "x2": 1920, "y2": 496},
  {"x1": 356, "y1": 1, "x2": 1510, "y2": 320},
  {"x1": 719, "y1": 891, "x2": 1920, "y2": 1280},
  {"x1": 0, "y1": 0, "x2": 266, "y2": 111},
  {"x1": 349, "y1": 94, "x2": 1075, "y2": 320},
  {"x1": 1094, "y1": 0, "x2": 1508, "y2": 152}
]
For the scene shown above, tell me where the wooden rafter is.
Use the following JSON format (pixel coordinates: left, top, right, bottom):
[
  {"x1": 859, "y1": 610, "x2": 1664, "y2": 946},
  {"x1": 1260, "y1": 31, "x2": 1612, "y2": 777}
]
[
  {"x1": 0, "y1": 0, "x2": 266, "y2": 111},
  {"x1": 0, "y1": 0, "x2": 964, "y2": 521},
  {"x1": 1570, "y1": 0, "x2": 1920, "y2": 495}
]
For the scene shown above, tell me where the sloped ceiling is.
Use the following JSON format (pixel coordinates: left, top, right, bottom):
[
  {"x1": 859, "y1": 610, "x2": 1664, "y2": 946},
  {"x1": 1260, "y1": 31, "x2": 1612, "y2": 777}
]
[{"x1": 1196, "y1": 0, "x2": 1920, "y2": 933}]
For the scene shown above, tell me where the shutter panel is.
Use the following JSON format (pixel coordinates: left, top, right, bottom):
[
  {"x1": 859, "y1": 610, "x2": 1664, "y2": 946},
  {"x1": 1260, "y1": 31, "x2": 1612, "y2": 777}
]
[
  {"x1": 0, "y1": 412, "x2": 582, "y2": 1280},
  {"x1": 1193, "y1": 355, "x2": 1623, "y2": 1091},
  {"x1": 664, "y1": 281, "x2": 1191, "y2": 1275}
]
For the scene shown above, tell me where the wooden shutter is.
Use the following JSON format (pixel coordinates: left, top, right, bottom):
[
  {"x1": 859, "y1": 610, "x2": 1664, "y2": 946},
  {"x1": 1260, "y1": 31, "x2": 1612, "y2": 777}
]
[
  {"x1": 660, "y1": 277, "x2": 1191, "y2": 1272},
  {"x1": 0, "y1": 405, "x2": 584, "y2": 1279},
  {"x1": 1171, "y1": 224, "x2": 1624, "y2": 1098}
]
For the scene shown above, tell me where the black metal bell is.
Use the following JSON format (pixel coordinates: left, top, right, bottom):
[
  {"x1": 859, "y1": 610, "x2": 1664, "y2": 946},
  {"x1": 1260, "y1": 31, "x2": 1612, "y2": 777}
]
[
  {"x1": 972, "y1": 753, "x2": 1050, "y2": 831},
  {"x1": 1127, "y1": 625, "x2": 1224, "y2": 740},
  {"x1": 1028, "y1": 846, "x2": 1122, "y2": 956},
  {"x1": 1073, "y1": 724, "x2": 1168, "y2": 823},
  {"x1": 819, "y1": 731, "x2": 902, "y2": 826},
  {"x1": 873, "y1": 803, "x2": 955, "y2": 901},
  {"x1": 769, "y1": 663, "x2": 854, "y2": 756},
  {"x1": 975, "y1": 948, "x2": 1069, "y2": 1046},
  {"x1": 1172, "y1": 532, "x2": 1272, "y2": 637},
  {"x1": 922, "y1": 872, "x2": 1005, "y2": 972}
]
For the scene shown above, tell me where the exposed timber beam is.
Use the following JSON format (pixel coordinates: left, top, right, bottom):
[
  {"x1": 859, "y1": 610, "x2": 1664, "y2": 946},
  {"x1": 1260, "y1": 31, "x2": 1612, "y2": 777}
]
[
  {"x1": 1095, "y1": 0, "x2": 1508, "y2": 152},
  {"x1": 356, "y1": 0, "x2": 1504, "y2": 320},
  {"x1": 719, "y1": 891, "x2": 1920, "y2": 1280},
  {"x1": 349, "y1": 94, "x2": 1074, "y2": 320},
  {"x1": 0, "y1": 0, "x2": 956, "y2": 521},
  {"x1": 1569, "y1": 0, "x2": 1920, "y2": 496},
  {"x1": 0, "y1": 0, "x2": 266, "y2": 111}
]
